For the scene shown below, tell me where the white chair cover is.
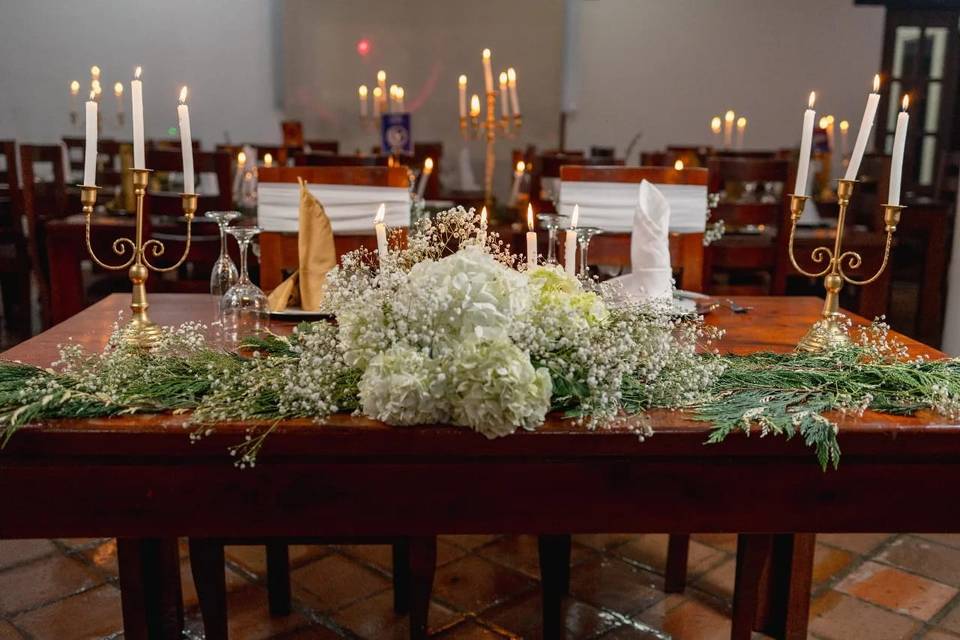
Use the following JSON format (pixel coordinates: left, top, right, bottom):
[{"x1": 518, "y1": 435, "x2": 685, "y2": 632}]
[
  {"x1": 258, "y1": 182, "x2": 411, "y2": 233},
  {"x1": 557, "y1": 180, "x2": 708, "y2": 233}
]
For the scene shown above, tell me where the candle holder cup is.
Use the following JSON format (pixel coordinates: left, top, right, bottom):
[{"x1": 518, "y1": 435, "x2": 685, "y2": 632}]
[
  {"x1": 80, "y1": 168, "x2": 196, "y2": 348},
  {"x1": 788, "y1": 179, "x2": 902, "y2": 352}
]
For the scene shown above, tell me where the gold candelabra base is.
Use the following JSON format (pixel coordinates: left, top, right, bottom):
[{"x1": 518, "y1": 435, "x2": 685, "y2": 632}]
[
  {"x1": 80, "y1": 168, "x2": 197, "y2": 349},
  {"x1": 788, "y1": 179, "x2": 902, "y2": 353}
]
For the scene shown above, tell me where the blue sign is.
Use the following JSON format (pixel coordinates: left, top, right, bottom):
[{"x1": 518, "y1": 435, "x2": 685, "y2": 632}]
[{"x1": 381, "y1": 113, "x2": 412, "y2": 154}]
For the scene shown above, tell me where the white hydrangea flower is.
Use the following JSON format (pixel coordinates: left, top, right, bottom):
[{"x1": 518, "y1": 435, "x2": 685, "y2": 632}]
[{"x1": 359, "y1": 345, "x2": 448, "y2": 425}]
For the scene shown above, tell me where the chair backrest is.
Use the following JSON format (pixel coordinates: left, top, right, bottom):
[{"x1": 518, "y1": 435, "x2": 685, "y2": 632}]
[
  {"x1": 559, "y1": 164, "x2": 709, "y2": 292},
  {"x1": 145, "y1": 149, "x2": 232, "y2": 215},
  {"x1": 706, "y1": 157, "x2": 791, "y2": 228},
  {"x1": 293, "y1": 153, "x2": 387, "y2": 167},
  {"x1": 0, "y1": 141, "x2": 24, "y2": 243},
  {"x1": 254, "y1": 145, "x2": 302, "y2": 166},
  {"x1": 305, "y1": 140, "x2": 339, "y2": 154},
  {"x1": 18, "y1": 144, "x2": 67, "y2": 222},
  {"x1": 257, "y1": 166, "x2": 411, "y2": 290},
  {"x1": 148, "y1": 139, "x2": 201, "y2": 151},
  {"x1": 531, "y1": 153, "x2": 622, "y2": 212},
  {"x1": 666, "y1": 145, "x2": 712, "y2": 168},
  {"x1": 413, "y1": 142, "x2": 443, "y2": 200}
]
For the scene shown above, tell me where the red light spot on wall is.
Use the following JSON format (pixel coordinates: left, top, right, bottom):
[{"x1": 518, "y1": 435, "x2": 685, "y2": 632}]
[{"x1": 357, "y1": 39, "x2": 371, "y2": 56}]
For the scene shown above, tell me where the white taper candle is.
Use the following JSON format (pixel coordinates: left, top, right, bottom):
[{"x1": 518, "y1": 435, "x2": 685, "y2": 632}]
[
  {"x1": 131, "y1": 66, "x2": 145, "y2": 170},
  {"x1": 177, "y1": 87, "x2": 194, "y2": 194},
  {"x1": 83, "y1": 95, "x2": 98, "y2": 187},
  {"x1": 845, "y1": 75, "x2": 881, "y2": 181},
  {"x1": 794, "y1": 92, "x2": 816, "y2": 196},
  {"x1": 888, "y1": 95, "x2": 910, "y2": 206}
]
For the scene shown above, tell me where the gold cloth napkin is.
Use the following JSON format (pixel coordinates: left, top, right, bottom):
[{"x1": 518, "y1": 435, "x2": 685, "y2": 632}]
[{"x1": 267, "y1": 178, "x2": 336, "y2": 311}]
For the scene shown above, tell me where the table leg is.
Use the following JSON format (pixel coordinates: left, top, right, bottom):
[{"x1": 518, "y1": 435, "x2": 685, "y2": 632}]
[
  {"x1": 731, "y1": 533, "x2": 814, "y2": 640},
  {"x1": 188, "y1": 538, "x2": 228, "y2": 640},
  {"x1": 538, "y1": 534, "x2": 572, "y2": 640},
  {"x1": 665, "y1": 533, "x2": 691, "y2": 593},
  {"x1": 117, "y1": 538, "x2": 183, "y2": 640},
  {"x1": 266, "y1": 542, "x2": 291, "y2": 616},
  {"x1": 407, "y1": 536, "x2": 437, "y2": 640},
  {"x1": 393, "y1": 539, "x2": 411, "y2": 614}
]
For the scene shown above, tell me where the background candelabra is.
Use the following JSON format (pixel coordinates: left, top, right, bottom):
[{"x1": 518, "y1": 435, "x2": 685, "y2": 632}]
[
  {"x1": 788, "y1": 179, "x2": 903, "y2": 352},
  {"x1": 80, "y1": 168, "x2": 196, "y2": 348}
]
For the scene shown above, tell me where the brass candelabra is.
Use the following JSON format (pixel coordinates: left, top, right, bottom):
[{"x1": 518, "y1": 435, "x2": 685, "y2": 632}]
[
  {"x1": 460, "y1": 90, "x2": 522, "y2": 208},
  {"x1": 80, "y1": 168, "x2": 197, "y2": 348},
  {"x1": 788, "y1": 179, "x2": 903, "y2": 352}
]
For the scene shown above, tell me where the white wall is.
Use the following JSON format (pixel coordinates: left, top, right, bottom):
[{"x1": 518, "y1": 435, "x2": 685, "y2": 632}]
[
  {"x1": 566, "y1": 0, "x2": 886, "y2": 158},
  {"x1": 0, "y1": 0, "x2": 282, "y2": 145}
]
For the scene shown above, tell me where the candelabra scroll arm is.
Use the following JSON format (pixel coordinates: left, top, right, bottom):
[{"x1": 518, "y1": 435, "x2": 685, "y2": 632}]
[
  {"x1": 140, "y1": 194, "x2": 197, "y2": 273},
  {"x1": 79, "y1": 185, "x2": 137, "y2": 271},
  {"x1": 836, "y1": 204, "x2": 903, "y2": 286},
  {"x1": 787, "y1": 194, "x2": 834, "y2": 278}
]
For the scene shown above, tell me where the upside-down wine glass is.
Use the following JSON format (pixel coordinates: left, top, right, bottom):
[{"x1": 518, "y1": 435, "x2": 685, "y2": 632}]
[
  {"x1": 575, "y1": 226, "x2": 603, "y2": 280},
  {"x1": 220, "y1": 225, "x2": 270, "y2": 347},
  {"x1": 205, "y1": 211, "x2": 240, "y2": 296},
  {"x1": 536, "y1": 213, "x2": 568, "y2": 264}
]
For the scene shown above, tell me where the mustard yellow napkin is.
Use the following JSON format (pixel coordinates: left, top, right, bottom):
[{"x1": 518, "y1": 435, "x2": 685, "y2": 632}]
[{"x1": 267, "y1": 178, "x2": 336, "y2": 311}]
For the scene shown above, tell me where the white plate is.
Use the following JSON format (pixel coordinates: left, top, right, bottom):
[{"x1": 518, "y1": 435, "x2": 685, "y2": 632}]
[{"x1": 268, "y1": 307, "x2": 332, "y2": 318}]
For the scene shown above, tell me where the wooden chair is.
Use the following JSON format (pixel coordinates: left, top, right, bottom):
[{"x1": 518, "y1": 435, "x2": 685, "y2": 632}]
[
  {"x1": 19, "y1": 144, "x2": 68, "y2": 329},
  {"x1": 706, "y1": 157, "x2": 792, "y2": 295},
  {"x1": 559, "y1": 165, "x2": 708, "y2": 292},
  {"x1": 0, "y1": 141, "x2": 31, "y2": 333},
  {"x1": 530, "y1": 153, "x2": 621, "y2": 213},
  {"x1": 413, "y1": 142, "x2": 443, "y2": 200},
  {"x1": 258, "y1": 165, "x2": 410, "y2": 290},
  {"x1": 292, "y1": 152, "x2": 386, "y2": 168},
  {"x1": 143, "y1": 149, "x2": 233, "y2": 293},
  {"x1": 305, "y1": 140, "x2": 339, "y2": 154},
  {"x1": 254, "y1": 144, "x2": 301, "y2": 167}
]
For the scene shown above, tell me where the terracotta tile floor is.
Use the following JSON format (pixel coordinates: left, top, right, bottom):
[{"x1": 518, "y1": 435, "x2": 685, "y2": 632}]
[{"x1": 3, "y1": 533, "x2": 960, "y2": 639}]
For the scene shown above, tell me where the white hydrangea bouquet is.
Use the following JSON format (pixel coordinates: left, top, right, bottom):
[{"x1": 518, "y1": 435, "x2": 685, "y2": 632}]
[{"x1": 3, "y1": 206, "x2": 960, "y2": 470}]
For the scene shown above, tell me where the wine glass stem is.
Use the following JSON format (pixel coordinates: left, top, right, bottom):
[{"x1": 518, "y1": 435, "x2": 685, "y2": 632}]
[
  {"x1": 546, "y1": 227, "x2": 558, "y2": 263},
  {"x1": 579, "y1": 239, "x2": 590, "y2": 278},
  {"x1": 238, "y1": 239, "x2": 251, "y2": 285},
  {"x1": 218, "y1": 224, "x2": 228, "y2": 263}
]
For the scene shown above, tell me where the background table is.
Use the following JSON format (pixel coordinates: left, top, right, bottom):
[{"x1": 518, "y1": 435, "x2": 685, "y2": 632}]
[{"x1": 1, "y1": 294, "x2": 958, "y2": 640}]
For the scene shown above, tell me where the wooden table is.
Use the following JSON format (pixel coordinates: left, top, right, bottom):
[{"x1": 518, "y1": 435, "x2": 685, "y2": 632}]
[{"x1": 1, "y1": 294, "x2": 957, "y2": 640}]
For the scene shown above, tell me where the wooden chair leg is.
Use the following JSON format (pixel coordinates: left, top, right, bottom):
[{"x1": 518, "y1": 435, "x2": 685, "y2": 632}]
[
  {"x1": 187, "y1": 538, "x2": 228, "y2": 640},
  {"x1": 407, "y1": 536, "x2": 437, "y2": 640},
  {"x1": 393, "y1": 539, "x2": 411, "y2": 614},
  {"x1": 538, "y1": 534, "x2": 572, "y2": 640},
  {"x1": 265, "y1": 542, "x2": 291, "y2": 616},
  {"x1": 665, "y1": 533, "x2": 691, "y2": 593},
  {"x1": 117, "y1": 538, "x2": 184, "y2": 640},
  {"x1": 732, "y1": 533, "x2": 815, "y2": 640}
]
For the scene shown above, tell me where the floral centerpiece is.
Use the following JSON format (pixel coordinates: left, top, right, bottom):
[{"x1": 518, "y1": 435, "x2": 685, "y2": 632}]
[{"x1": 1, "y1": 207, "x2": 959, "y2": 470}]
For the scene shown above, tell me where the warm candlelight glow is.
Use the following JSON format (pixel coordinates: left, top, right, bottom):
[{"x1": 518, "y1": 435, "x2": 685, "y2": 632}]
[
  {"x1": 458, "y1": 74, "x2": 467, "y2": 87},
  {"x1": 70, "y1": 80, "x2": 80, "y2": 96},
  {"x1": 89, "y1": 90, "x2": 96, "y2": 101},
  {"x1": 396, "y1": 86, "x2": 404, "y2": 100},
  {"x1": 724, "y1": 110, "x2": 735, "y2": 123},
  {"x1": 482, "y1": 48, "x2": 491, "y2": 60},
  {"x1": 873, "y1": 74, "x2": 881, "y2": 92},
  {"x1": 737, "y1": 116, "x2": 746, "y2": 129},
  {"x1": 374, "y1": 202, "x2": 386, "y2": 224},
  {"x1": 674, "y1": 159, "x2": 684, "y2": 170},
  {"x1": 825, "y1": 115, "x2": 834, "y2": 125},
  {"x1": 839, "y1": 120, "x2": 850, "y2": 132},
  {"x1": 507, "y1": 68, "x2": 517, "y2": 86},
  {"x1": 516, "y1": 160, "x2": 525, "y2": 173},
  {"x1": 179, "y1": 86, "x2": 188, "y2": 104},
  {"x1": 114, "y1": 82, "x2": 123, "y2": 97},
  {"x1": 134, "y1": 66, "x2": 142, "y2": 80},
  {"x1": 571, "y1": 204, "x2": 580, "y2": 228},
  {"x1": 710, "y1": 116, "x2": 722, "y2": 133},
  {"x1": 237, "y1": 151, "x2": 246, "y2": 165},
  {"x1": 263, "y1": 152, "x2": 273, "y2": 167},
  {"x1": 819, "y1": 116, "x2": 828, "y2": 129},
  {"x1": 373, "y1": 86, "x2": 383, "y2": 99},
  {"x1": 423, "y1": 157, "x2": 433, "y2": 173},
  {"x1": 480, "y1": 206, "x2": 488, "y2": 227},
  {"x1": 470, "y1": 94, "x2": 481, "y2": 117},
  {"x1": 91, "y1": 80, "x2": 101, "y2": 96},
  {"x1": 377, "y1": 70, "x2": 386, "y2": 83},
  {"x1": 527, "y1": 204, "x2": 534, "y2": 231},
  {"x1": 90, "y1": 65, "x2": 100, "y2": 79},
  {"x1": 359, "y1": 85, "x2": 368, "y2": 98},
  {"x1": 499, "y1": 71, "x2": 508, "y2": 87},
  {"x1": 808, "y1": 91, "x2": 816, "y2": 108},
  {"x1": 902, "y1": 94, "x2": 910, "y2": 110}
]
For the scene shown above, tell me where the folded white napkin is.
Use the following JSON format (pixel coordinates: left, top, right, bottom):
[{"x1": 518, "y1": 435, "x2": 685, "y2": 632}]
[
  {"x1": 608, "y1": 180, "x2": 673, "y2": 300},
  {"x1": 257, "y1": 182, "x2": 411, "y2": 233}
]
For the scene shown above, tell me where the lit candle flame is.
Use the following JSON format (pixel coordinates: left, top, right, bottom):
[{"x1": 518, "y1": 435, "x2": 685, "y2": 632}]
[
  {"x1": 458, "y1": 74, "x2": 467, "y2": 87},
  {"x1": 373, "y1": 87, "x2": 383, "y2": 99},
  {"x1": 507, "y1": 68, "x2": 516, "y2": 86},
  {"x1": 482, "y1": 48, "x2": 491, "y2": 60},
  {"x1": 389, "y1": 84, "x2": 398, "y2": 98},
  {"x1": 818, "y1": 116, "x2": 828, "y2": 129},
  {"x1": 470, "y1": 94, "x2": 481, "y2": 117},
  {"x1": 736, "y1": 116, "x2": 746, "y2": 129},
  {"x1": 377, "y1": 70, "x2": 386, "y2": 83},
  {"x1": 179, "y1": 86, "x2": 188, "y2": 105},
  {"x1": 674, "y1": 159, "x2": 684, "y2": 170},
  {"x1": 808, "y1": 91, "x2": 816, "y2": 109},
  {"x1": 710, "y1": 116, "x2": 722, "y2": 133},
  {"x1": 825, "y1": 115, "x2": 834, "y2": 125},
  {"x1": 423, "y1": 157, "x2": 433, "y2": 172},
  {"x1": 114, "y1": 82, "x2": 123, "y2": 96},
  {"x1": 499, "y1": 71, "x2": 508, "y2": 87},
  {"x1": 134, "y1": 66, "x2": 142, "y2": 80},
  {"x1": 396, "y1": 86, "x2": 404, "y2": 100},
  {"x1": 91, "y1": 80, "x2": 101, "y2": 94},
  {"x1": 359, "y1": 85, "x2": 368, "y2": 97},
  {"x1": 571, "y1": 204, "x2": 579, "y2": 228},
  {"x1": 527, "y1": 204, "x2": 534, "y2": 231},
  {"x1": 516, "y1": 160, "x2": 525, "y2": 174},
  {"x1": 724, "y1": 109, "x2": 735, "y2": 123},
  {"x1": 90, "y1": 65, "x2": 100, "y2": 79},
  {"x1": 263, "y1": 152, "x2": 273, "y2": 167},
  {"x1": 873, "y1": 74, "x2": 880, "y2": 93},
  {"x1": 70, "y1": 80, "x2": 80, "y2": 96},
  {"x1": 237, "y1": 151, "x2": 246, "y2": 165},
  {"x1": 902, "y1": 94, "x2": 910, "y2": 111},
  {"x1": 839, "y1": 120, "x2": 849, "y2": 132},
  {"x1": 480, "y1": 206, "x2": 488, "y2": 227},
  {"x1": 374, "y1": 202, "x2": 386, "y2": 224},
  {"x1": 89, "y1": 90, "x2": 96, "y2": 101}
]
